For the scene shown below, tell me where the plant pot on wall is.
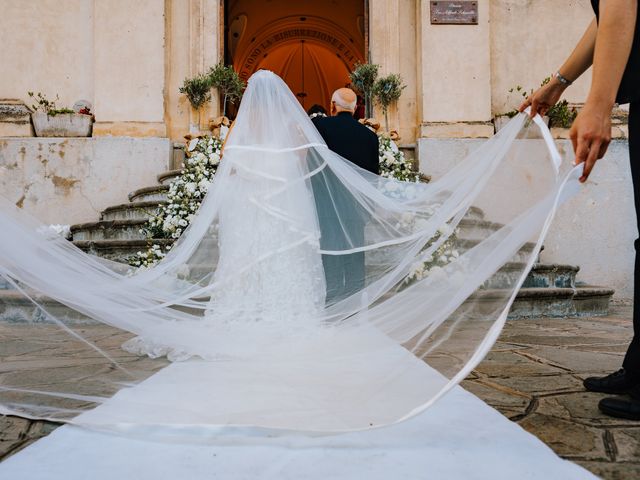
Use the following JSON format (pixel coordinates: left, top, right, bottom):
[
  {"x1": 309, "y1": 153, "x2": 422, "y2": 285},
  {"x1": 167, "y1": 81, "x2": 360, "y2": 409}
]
[{"x1": 31, "y1": 112, "x2": 92, "y2": 137}]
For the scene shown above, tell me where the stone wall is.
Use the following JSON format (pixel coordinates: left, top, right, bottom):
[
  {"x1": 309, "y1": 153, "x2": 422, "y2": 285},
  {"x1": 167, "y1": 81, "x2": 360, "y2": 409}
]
[
  {"x1": 0, "y1": 137, "x2": 170, "y2": 225},
  {"x1": 0, "y1": 0, "x2": 94, "y2": 112},
  {"x1": 490, "y1": 0, "x2": 593, "y2": 116},
  {"x1": 0, "y1": 0, "x2": 173, "y2": 138}
]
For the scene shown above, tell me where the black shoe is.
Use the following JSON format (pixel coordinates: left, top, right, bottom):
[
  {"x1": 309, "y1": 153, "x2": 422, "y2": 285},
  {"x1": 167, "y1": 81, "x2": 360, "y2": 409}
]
[
  {"x1": 583, "y1": 368, "x2": 638, "y2": 394},
  {"x1": 599, "y1": 391, "x2": 640, "y2": 420}
]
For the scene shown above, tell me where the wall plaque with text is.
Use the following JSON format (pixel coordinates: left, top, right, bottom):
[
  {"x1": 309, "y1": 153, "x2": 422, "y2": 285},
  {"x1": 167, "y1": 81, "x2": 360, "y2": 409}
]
[{"x1": 430, "y1": 1, "x2": 478, "y2": 25}]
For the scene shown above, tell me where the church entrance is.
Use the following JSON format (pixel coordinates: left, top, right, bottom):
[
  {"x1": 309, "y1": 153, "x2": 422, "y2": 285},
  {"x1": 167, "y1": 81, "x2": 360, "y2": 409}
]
[{"x1": 224, "y1": 0, "x2": 366, "y2": 112}]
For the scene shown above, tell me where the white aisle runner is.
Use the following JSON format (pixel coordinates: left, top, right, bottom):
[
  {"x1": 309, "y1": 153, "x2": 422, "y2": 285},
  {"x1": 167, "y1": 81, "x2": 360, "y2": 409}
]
[{"x1": 0, "y1": 358, "x2": 596, "y2": 480}]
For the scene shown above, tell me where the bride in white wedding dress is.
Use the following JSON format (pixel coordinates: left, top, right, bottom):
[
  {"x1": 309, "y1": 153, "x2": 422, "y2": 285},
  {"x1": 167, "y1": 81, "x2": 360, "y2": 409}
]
[{"x1": 0, "y1": 70, "x2": 582, "y2": 437}]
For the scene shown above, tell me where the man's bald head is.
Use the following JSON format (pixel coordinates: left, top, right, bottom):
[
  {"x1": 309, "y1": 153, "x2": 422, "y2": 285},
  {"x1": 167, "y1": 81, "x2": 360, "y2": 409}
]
[{"x1": 331, "y1": 88, "x2": 357, "y2": 115}]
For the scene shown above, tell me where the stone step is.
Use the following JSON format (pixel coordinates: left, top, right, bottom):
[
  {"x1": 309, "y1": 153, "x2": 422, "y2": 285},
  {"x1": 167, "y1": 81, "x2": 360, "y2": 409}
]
[
  {"x1": 71, "y1": 219, "x2": 149, "y2": 241},
  {"x1": 0, "y1": 289, "x2": 94, "y2": 324},
  {"x1": 523, "y1": 263, "x2": 579, "y2": 288},
  {"x1": 0, "y1": 284, "x2": 614, "y2": 325},
  {"x1": 484, "y1": 263, "x2": 578, "y2": 290},
  {"x1": 157, "y1": 169, "x2": 182, "y2": 185},
  {"x1": 455, "y1": 218, "x2": 503, "y2": 242},
  {"x1": 472, "y1": 286, "x2": 613, "y2": 318},
  {"x1": 70, "y1": 237, "x2": 539, "y2": 274},
  {"x1": 448, "y1": 238, "x2": 539, "y2": 265},
  {"x1": 73, "y1": 239, "x2": 173, "y2": 263},
  {"x1": 101, "y1": 201, "x2": 166, "y2": 221},
  {"x1": 71, "y1": 214, "x2": 498, "y2": 243},
  {"x1": 508, "y1": 286, "x2": 614, "y2": 318},
  {"x1": 128, "y1": 185, "x2": 169, "y2": 203},
  {"x1": 463, "y1": 206, "x2": 484, "y2": 221},
  {"x1": 0, "y1": 277, "x2": 12, "y2": 289}
]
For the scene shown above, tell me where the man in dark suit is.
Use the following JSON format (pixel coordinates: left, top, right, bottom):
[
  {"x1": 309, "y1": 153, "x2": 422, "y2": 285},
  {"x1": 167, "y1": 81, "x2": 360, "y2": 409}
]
[{"x1": 310, "y1": 88, "x2": 380, "y2": 305}]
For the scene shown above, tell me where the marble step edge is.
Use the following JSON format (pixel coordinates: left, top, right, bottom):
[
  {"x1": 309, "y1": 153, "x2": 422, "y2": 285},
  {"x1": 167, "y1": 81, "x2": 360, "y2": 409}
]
[
  {"x1": 72, "y1": 239, "x2": 173, "y2": 262},
  {"x1": 128, "y1": 185, "x2": 169, "y2": 202},
  {"x1": 499, "y1": 286, "x2": 614, "y2": 318},
  {"x1": 101, "y1": 201, "x2": 166, "y2": 220},
  {"x1": 71, "y1": 217, "x2": 504, "y2": 241},
  {"x1": 477, "y1": 286, "x2": 614, "y2": 299},
  {"x1": 0, "y1": 286, "x2": 614, "y2": 325},
  {"x1": 100, "y1": 202, "x2": 489, "y2": 224},
  {"x1": 157, "y1": 169, "x2": 182, "y2": 185},
  {"x1": 69, "y1": 238, "x2": 539, "y2": 263}
]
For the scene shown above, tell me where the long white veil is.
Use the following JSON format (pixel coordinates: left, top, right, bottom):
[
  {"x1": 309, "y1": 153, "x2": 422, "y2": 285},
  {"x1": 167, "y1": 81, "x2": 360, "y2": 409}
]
[{"x1": 0, "y1": 70, "x2": 581, "y2": 438}]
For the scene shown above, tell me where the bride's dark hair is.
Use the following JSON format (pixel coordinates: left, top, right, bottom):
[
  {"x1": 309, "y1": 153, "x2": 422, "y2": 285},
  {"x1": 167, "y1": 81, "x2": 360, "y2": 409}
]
[{"x1": 307, "y1": 104, "x2": 327, "y2": 116}]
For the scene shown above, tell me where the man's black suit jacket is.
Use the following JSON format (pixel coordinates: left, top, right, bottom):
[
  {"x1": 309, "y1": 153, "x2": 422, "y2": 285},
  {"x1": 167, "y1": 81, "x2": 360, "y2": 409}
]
[
  {"x1": 310, "y1": 112, "x2": 379, "y2": 302},
  {"x1": 312, "y1": 112, "x2": 380, "y2": 174}
]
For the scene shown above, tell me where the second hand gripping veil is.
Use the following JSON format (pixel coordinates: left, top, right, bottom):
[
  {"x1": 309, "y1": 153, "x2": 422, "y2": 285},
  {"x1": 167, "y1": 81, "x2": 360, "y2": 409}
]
[{"x1": 0, "y1": 70, "x2": 581, "y2": 439}]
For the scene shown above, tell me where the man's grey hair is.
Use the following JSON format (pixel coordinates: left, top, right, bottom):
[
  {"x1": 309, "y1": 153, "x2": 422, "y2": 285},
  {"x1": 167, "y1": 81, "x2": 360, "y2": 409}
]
[{"x1": 331, "y1": 90, "x2": 357, "y2": 111}]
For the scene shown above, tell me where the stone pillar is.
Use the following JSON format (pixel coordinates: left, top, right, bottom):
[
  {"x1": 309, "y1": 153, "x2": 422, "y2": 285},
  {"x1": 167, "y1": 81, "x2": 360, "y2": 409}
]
[
  {"x1": 165, "y1": 0, "x2": 222, "y2": 140},
  {"x1": 93, "y1": 0, "x2": 167, "y2": 137},
  {"x1": 369, "y1": 0, "x2": 419, "y2": 142},
  {"x1": 416, "y1": 0, "x2": 493, "y2": 138}
]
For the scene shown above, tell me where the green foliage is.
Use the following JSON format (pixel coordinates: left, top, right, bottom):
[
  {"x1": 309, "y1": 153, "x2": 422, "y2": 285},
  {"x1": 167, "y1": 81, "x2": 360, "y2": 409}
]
[
  {"x1": 500, "y1": 78, "x2": 577, "y2": 128},
  {"x1": 208, "y1": 63, "x2": 246, "y2": 116},
  {"x1": 373, "y1": 74, "x2": 406, "y2": 132},
  {"x1": 349, "y1": 63, "x2": 379, "y2": 118},
  {"x1": 27, "y1": 92, "x2": 75, "y2": 116},
  {"x1": 500, "y1": 85, "x2": 530, "y2": 118},
  {"x1": 179, "y1": 73, "x2": 212, "y2": 111},
  {"x1": 547, "y1": 99, "x2": 577, "y2": 128}
]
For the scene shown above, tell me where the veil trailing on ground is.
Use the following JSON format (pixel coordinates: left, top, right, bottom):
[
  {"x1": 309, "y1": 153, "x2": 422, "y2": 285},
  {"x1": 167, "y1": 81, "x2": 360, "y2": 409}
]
[{"x1": 0, "y1": 70, "x2": 581, "y2": 439}]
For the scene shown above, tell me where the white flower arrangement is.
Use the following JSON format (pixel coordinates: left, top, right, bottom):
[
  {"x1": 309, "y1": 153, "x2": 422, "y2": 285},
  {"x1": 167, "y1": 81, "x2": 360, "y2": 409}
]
[
  {"x1": 37, "y1": 224, "x2": 71, "y2": 240},
  {"x1": 405, "y1": 226, "x2": 461, "y2": 285},
  {"x1": 378, "y1": 134, "x2": 419, "y2": 183},
  {"x1": 309, "y1": 112, "x2": 327, "y2": 120},
  {"x1": 393, "y1": 210, "x2": 462, "y2": 286},
  {"x1": 128, "y1": 135, "x2": 224, "y2": 268}
]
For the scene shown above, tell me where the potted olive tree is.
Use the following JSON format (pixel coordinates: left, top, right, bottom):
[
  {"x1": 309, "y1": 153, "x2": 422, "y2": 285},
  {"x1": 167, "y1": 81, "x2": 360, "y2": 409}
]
[
  {"x1": 28, "y1": 92, "x2": 93, "y2": 137},
  {"x1": 373, "y1": 73, "x2": 406, "y2": 133},
  {"x1": 208, "y1": 63, "x2": 245, "y2": 118},
  {"x1": 179, "y1": 73, "x2": 212, "y2": 134},
  {"x1": 350, "y1": 63, "x2": 379, "y2": 119}
]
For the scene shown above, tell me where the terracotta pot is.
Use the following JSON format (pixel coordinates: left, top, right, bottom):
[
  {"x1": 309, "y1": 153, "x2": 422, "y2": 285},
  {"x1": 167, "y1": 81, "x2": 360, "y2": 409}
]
[{"x1": 31, "y1": 112, "x2": 92, "y2": 137}]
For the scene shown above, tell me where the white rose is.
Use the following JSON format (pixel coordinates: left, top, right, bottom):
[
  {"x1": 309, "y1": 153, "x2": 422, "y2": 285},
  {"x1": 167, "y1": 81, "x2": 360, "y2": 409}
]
[{"x1": 198, "y1": 179, "x2": 211, "y2": 192}]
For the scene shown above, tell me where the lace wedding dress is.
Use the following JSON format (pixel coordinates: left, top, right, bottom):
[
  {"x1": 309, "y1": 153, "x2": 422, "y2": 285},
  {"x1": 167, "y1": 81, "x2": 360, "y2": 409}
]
[{"x1": 0, "y1": 70, "x2": 581, "y2": 438}]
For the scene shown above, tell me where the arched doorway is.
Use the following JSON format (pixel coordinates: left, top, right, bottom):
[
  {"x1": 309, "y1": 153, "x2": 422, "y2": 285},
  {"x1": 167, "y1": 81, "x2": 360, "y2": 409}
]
[{"x1": 225, "y1": 1, "x2": 366, "y2": 112}]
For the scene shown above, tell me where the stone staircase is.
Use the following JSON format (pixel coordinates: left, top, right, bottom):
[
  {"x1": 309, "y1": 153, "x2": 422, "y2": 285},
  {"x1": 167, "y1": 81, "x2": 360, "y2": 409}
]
[{"x1": 0, "y1": 151, "x2": 614, "y2": 322}]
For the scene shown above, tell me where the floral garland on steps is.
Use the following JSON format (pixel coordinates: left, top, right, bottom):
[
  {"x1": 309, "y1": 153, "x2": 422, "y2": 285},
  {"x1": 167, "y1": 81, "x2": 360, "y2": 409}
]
[{"x1": 128, "y1": 136, "x2": 223, "y2": 268}]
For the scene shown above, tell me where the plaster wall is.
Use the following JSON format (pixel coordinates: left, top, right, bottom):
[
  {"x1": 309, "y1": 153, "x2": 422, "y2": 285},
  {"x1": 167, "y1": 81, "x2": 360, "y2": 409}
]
[
  {"x1": 0, "y1": 0, "x2": 94, "y2": 110},
  {"x1": 0, "y1": 137, "x2": 170, "y2": 225},
  {"x1": 490, "y1": 0, "x2": 594, "y2": 116},
  {"x1": 418, "y1": 137, "x2": 635, "y2": 299}
]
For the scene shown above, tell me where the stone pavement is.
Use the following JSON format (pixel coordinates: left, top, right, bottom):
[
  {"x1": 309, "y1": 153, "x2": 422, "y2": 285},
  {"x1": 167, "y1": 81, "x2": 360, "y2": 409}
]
[
  {"x1": 1, "y1": 305, "x2": 638, "y2": 479},
  {"x1": 462, "y1": 303, "x2": 639, "y2": 479}
]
